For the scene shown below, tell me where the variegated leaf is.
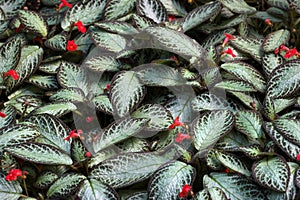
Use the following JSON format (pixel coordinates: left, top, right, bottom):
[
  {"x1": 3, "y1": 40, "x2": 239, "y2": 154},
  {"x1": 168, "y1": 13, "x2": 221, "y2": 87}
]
[
  {"x1": 180, "y1": 68, "x2": 198, "y2": 80},
  {"x1": 88, "y1": 148, "x2": 118, "y2": 169},
  {"x1": 44, "y1": 32, "x2": 68, "y2": 51},
  {"x1": 273, "y1": 98, "x2": 296, "y2": 114},
  {"x1": 18, "y1": 10, "x2": 48, "y2": 37},
  {"x1": 116, "y1": 137, "x2": 148, "y2": 153},
  {"x1": 28, "y1": 75, "x2": 58, "y2": 90},
  {"x1": 181, "y1": 1, "x2": 221, "y2": 32},
  {"x1": 229, "y1": 91, "x2": 261, "y2": 110},
  {"x1": 252, "y1": 156, "x2": 289, "y2": 192},
  {"x1": 204, "y1": 173, "x2": 265, "y2": 200},
  {"x1": 92, "y1": 95, "x2": 113, "y2": 114},
  {"x1": 202, "y1": 67, "x2": 222, "y2": 87},
  {"x1": 34, "y1": 171, "x2": 59, "y2": 189},
  {"x1": 78, "y1": 179, "x2": 119, "y2": 200},
  {"x1": 132, "y1": 14, "x2": 154, "y2": 30},
  {"x1": 208, "y1": 187, "x2": 228, "y2": 200},
  {"x1": 5, "y1": 95, "x2": 42, "y2": 116},
  {"x1": 262, "y1": 53, "x2": 283, "y2": 77},
  {"x1": 148, "y1": 161, "x2": 195, "y2": 199},
  {"x1": 263, "y1": 29, "x2": 290, "y2": 52},
  {"x1": 263, "y1": 95, "x2": 276, "y2": 120},
  {"x1": 90, "y1": 30, "x2": 126, "y2": 53},
  {"x1": 93, "y1": 118, "x2": 149, "y2": 153},
  {"x1": 0, "y1": 0, "x2": 26, "y2": 19},
  {"x1": 194, "y1": 189, "x2": 210, "y2": 200},
  {"x1": 49, "y1": 88, "x2": 85, "y2": 103},
  {"x1": 95, "y1": 21, "x2": 138, "y2": 35},
  {"x1": 126, "y1": 192, "x2": 148, "y2": 200},
  {"x1": 83, "y1": 55, "x2": 122, "y2": 72},
  {"x1": 0, "y1": 106, "x2": 16, "y2": 128},
  {"x1": 39, "y1": 60, "x2": 61, "y2": 74},
  {"x1": 71, "y1": 139, "x2": 86, "y2": 163},
  {"x1": 137, "y1": 0, "x2": 167, "y2": 23},
  {"x1": 273, "y1": 119, "x2": 300, "y2": 145},
  {"x1": 218, "y1": 0, "x2": 256, "y2": 14},
  {"x1": 216, "y1": 130, "x2": 250, "y2": 151},
  {"x1": 206, "y1": 149, "x2": 223, "y2": 170},
  {"x1": 110, "y1": 71, "x2": 145, "y2": 118},
  {"x1": 61, "y1": 0, "x2": 107, "y2": 30},
  {"x1": 202, "y1": 28, "x2": 236, "y2": 50},
  {"x1": 26, "y1": 114, "x2": 71, "y2": 154},
  {"x1": 239, "y1": 144, "x2": 263, "y2": 159},
  {"x1": 0, "y1": 37, "x2": 21, "y2": 73},
  {"x1": 267, "y1": 0, "x2": 289, "y2": 10},
  {"x1": 47, "y1": 173, "x2": 86, "y2": 199},
  {"x1": 215, "y1": 80, "x2": 257, "y2": 92},
  {"x1": 104, "y1": 0, "x2": 136, "y2": 20},
  {"x1": 266, "y1": 60, "x2": 300, "y2": 98},
  {"x1": 192, "y1": 110, "x2": 234, "y2": 157},
  {"x1": 4, "y1": 143, "x2": 73, "y2": 165},
  {"x1": 33, "y1": 102, "x2": 77, "y2": 117},
  {"x1": 0, "y1": 171, "x2": 23, "y2": 200}
]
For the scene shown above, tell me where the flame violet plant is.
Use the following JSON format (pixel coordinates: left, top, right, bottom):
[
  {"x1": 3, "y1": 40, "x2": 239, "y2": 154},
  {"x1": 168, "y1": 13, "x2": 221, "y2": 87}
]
[{"x1": 1, "y1": 0, "x2": 300, "y2": 199}]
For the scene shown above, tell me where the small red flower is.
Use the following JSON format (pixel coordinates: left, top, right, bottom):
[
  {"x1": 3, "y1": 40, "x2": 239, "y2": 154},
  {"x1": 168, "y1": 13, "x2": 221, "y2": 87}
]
[
  {"x1": 3, "y1": 69, "x2": 19, "y2": 80},
  {"x1": 224, "y1": 168, "x2": 230, "y2": 173},
  {"x1": 222, "y1": 33, "x2": 235, "y2": 47},
  {"x1": 105, "y1": 84, "x2": 110, "y2": 91},
  {"x1": 280, "y1": 44, "x2": 290, "y2": 52},
  {"x1": 296, "y1": 154, "x2": 300, "y2": 161},
  {"x1": 86, "y1": 116, "x2": 95, "y2": 123},
  {"x1": 64, "y1": 129, "x2": 82, "y2": 140},
  {"x1": 74, "y1": 20, "x2": 87, "y2": 33},
  {"x1": 58, "y1": 0, "x2": 72, "y2": 10},
  {"x1": 284, "y1": 48, "x2": 299, "y2": 58},
  {"x1": 175, "y1": 132, "x2": 191, "y2": 144},
  {"x1": 250, "y1": 102, "x2": 256, "y2": 110},
  {"x1": 265, "y1": 18, "x2": 272, "y2": 26},
  {"x1": 222, "y1": 48, "x2": 236, "y2": 58},
  {"x1": 179, "y1": 184, "x2": 192, "y2": 198},
  {"x1": 85, "y1": 152, "x2": 92, "y2": 157},
  {"x1": 168, "y1": 15, "x2": 176, "y2": 22},
  {"x1": 274, "y1": 47, "x2": 279, "y2": 54},
  {"x1": 0, "y1": 111, "x2": 6, "y2": 118},
  {"x1": 66, "y1": 40, "x2": 77, "y2": 51},
  {"x1": 16, "y1": 24, "x2": 24, "y2": 33},
  {"x1": 168, "y1": 116, "x2": 183, "y2": 130},
  {"x1": 5, "y1": 169, "x2": 28, "y2": 181}
]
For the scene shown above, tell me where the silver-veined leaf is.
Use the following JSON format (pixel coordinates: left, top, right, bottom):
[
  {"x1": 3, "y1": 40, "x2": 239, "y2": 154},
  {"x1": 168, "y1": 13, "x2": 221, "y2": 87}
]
[
  {"x1": 83, "y1": 55, "x2": 122, "y2": 72},
  {"x1": 90, "y1": 30, "x2": 126, "y2": 53},
  {"x1": 137, "y1": 0, "x2": 167, "y2": 23},
  {"x1": 0, "y1": 171, "x2": 22, "y2": 200},
  {"x1": 44, "y1": 32, "x2": 67, "y2": 51},
  {"x1": 0, "y1": 106, "x2": 16, "y2": 128},
  {"x1": 38, "y1": 60, "x2": 61, "y2": 74},
  {"x1": 273, "y1": 119, "x2": 300, "y2": 145},
  {"x1": 262, "y1": 53, "x2": 283, "y2": 77},
  {"x1": 0, "y1": 37, "x2": 21, "y2": 73},
  {"x1": 34, "y1": 171, "x2": 59, "y2": 189},
  {"x1": 28, "y1": 75, "x2": 58, "y2": 90},
  {"x1": 78, "y1": 179, "x2": 119, "y2": 200},
  {"x1": 181, "y1": 1, "x2": 221, "y2": 32},
  {"x1": 33, "y1": 102, "x2": 77, "y2": 117},
  {"x1": 202, "y1": 28, "x2": 236, "y2": 50},
  {"x1": 203, "y1": 173, "x2": 265, "y2": 200},
  {"x1": 110, "y1": 71, "x2": 145, "y2": 118},
  {"x1": 5, "y1": 95, "x2": 42, "y2": 116},
  {"x1": 93, "y1": 95, "x2": 113, "y2": 114},
  {"x1": 71, "y1": 139, "x2": 86, "y2": 163},
  {"x1": 263, "y1": 29, "x2": 290, "y2": 52},
  {"x1": 49, "y1": 88, "x2": 85, "y2": 103},
  {"x1": 194, "y1": 189, "x2": 210, "y2": 200},
  {"x1": 252, "y1": 156, "x2": 289, "y2": 192},
  {"x1": 126, "y1": 192, "x2": 148, "y2": 200},
  {"x1": 148, "y1": 161, "x2": 195, "y2": 199},
  {"x1": 235, "y1": 110, "x2": 263, "y2": 140},
  {"x1": 263, "y1": 95, "x2": 276, "y2": 120},
  {"x1": 94, "y1": 21, "x2": 139, "y2": 35},
  {"x1": 4, "y1": 143, "x2": 73, "y2": 165},
  {"x1": 228, "y1": 91, "x2": 261, "y2": 110},
  {"x1": 218, "y1": 0, "x2": 256, "y2": 14},
  {"x1": 0, "y1": 0, "x2": 26, "y2": 19},
  {"x1": 214, "y1": 80, "x2": 257, "y2": 92},
  {"x1": 267, "y1": 0, "x2": 289, "y2": 10},
  {"x1": 266, "y1": 60, "x2": 300, "y2": 98},
  {"x1": 202, "y1": 67, "x2": 222, "y2": 87},
  {"x1": 206, "y1": 149, "x2": 224, "y2": 170},
  {"x1": 26, "y1": 114, "x2": 71, "y2": 154},
  {"x1": 61, "y1": 0, "x2": 107, "y2": 30},
  {"x1": 18, "y1": 10, "x2": 48, "y2": 37},
  {"x1": 273, "y1": 98, "x2": 296, "y2": 114},
  {"x1": 239, "y1": 144, "x2": 263, "y2": 159},
  {"x1": 216, "y1": 130, "x2": 249, "y2": 151},
  {"x1": 132, "y1": 14, "x2": 154, "y2": 30},
  {"x1": 88, "y1": 147, "x2": 118, "y2": 169},
  {"x1": 104, "y1": 0, "x2": 136, "y2": 20},
  {"x1": 47, "y1": 173, "x2": 86, "y2": 199},
  {"x1": 116, "y1": 137, "x2": 148, "y2": 153},
  {"x1": 192, "y1": 110, "x2": 234, "y2": 157}
]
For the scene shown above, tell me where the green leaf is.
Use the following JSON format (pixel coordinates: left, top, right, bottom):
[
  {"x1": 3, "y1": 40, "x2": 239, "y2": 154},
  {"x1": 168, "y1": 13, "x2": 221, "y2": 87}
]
[
  {"x1": 28, "y1": 75, "x2": 58, "y2": 90},
  {"x1": 18, "y1": 10, "x2": 48, "y2": 37},
  {"x1": 47, "y1": 173, "x2": 86, "y2": 199},
  {"x1": 0, "y1": 37, "x2": 21, "y2": 73},
  {"x1": 0, "y1": 0, "x2": 26, "y2": 19},
  {"x1": 39, "y1": 60, "x2": 61, "y2": 74},
  {"x1": 33, "y1": 102, "x2": 77, "y2": 117},
  {"x1": 132, "y1": 14, "x2": 154, "y2": 30},
  {"x1": 239, "y1": 144, "x2": 263, "y2": 159},
  {"x1": 202, "y1": 28, "x2": 236, "y2": 50},
  {"x1": 263, "y1": 29, "x2": 290, "y2": 52},
  {"x1": 132, "y1": 104, "x2": 173, "y2": 131},
  {"x1": 95, "y1": 21, "x2": 138, "y2": 35},
  {"x1": 83, "y1": 55, "x2": 122, "y2": 72},
  {"x1": 216, "y1": 130, "x2": 249, "y2": 151},
  {"x1": 181, "y1": 1, "x2": 221, "y2": 32},
  {"x1": 192, "y1": 110, "x2": 234, "y2": 157},
  {"x1": 148, "y1": 161, "x2": 195, "y2": 199},
  {"x1": 273, "y1": 98, "x2": 296, "y2": 114},
  {"x1": 78, "y1": 179, "x2": 119, "y2": 200},
  {"x1": 34, "y1": 171, "x2": 59, "y2": 189},
  {"x1": 0, "y1": 106, "x2": 16, "y2": 128},
  {"x1": 92, "y1": 95, "x2": 113, "y2": 114},
  {"x1": 4, "y1": 143, "x2": 73, "y2": 165},
  {"x1": 0, "y1": 171, "x2": 23, "y2": 200},
  {"x1": 203, "y1": 173, "x2": 265, "y2": 200},
  {"x1": 208, "y1": 187, "x2": 228, "y2": 200},
  {"x1": 266, "y1": 60, "x2": 300, "y2": 98},
  {"x1": 44, "y1": 32, "x2": 68, "y2": 51},
  {"x1": 262, "y1": 53, "x2": 283, "y2": 77},
  {"x1": 71, "y1": 139, "x2": 86, "y2": 163},
  {"x1": 110, "y1": 71, "x2": 145, "y2": 118},
  {"x1": 215, "y1": 80, "x2": 257, "y2": 92},
  {"x1": 228, "y1": 91, "x2": 261, "y2": 110},
  {"x1": 218, "y1": 0, "x2": 256, "y2": 14},
  {"x1": 194, "y1": 189, "x2": 210, "y2": 200},
  {"x1": 49, "y1": 88, "x2": 85, "y2": 103},
  {"x1": 93, "y1": 118, "x2": 149, "y2": 153},
  {"x1": 252, "y1": 156, "x2": 289, "y2": 192},
  {"x1": 263, "y1": 95, "x2": 276, "y2": 120},
  {"x1": 137, "y1": 0, "x2": 167, "y2": 23},
  {"x1": 273, "y1": 119, "x2": 300, "y2": 145},
  {"x1": 126, "y1": 192, "x2": 148, "y2": 200},
  {"x1": 104, "y1": 0, "x2": 136, "y2": 20},
  {"x1": 267, "y1": 0, "x2": 289, "y2": 10},
  {"x1": 235, "y1": 110, "x2": 263, "y2": 140},
  {"x1": 61, "y1": 0, "x2": 107, "y2": 30},
  {"x1": 90, "y1": 30, "x2": 126, "y2": 53},
  {"x1": 26, "y1": 114, "x2": 71, "y2": 154}
]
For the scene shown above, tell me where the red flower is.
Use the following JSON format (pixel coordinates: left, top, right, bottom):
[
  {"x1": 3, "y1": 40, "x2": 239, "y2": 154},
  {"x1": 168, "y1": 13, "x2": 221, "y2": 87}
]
[
  {"x1": 58, "y1": 0, "x2": 72, "y2": 10},
  {"x1": 265, "y1": 18, "x2": 272, "y2": 26},
  {"x1": 280, "y1": 44, "x2": 290, "y2": 52},
  {"x1": 224, "y1": 168, "x2": 230, "y2": 173},
  {"x1": 297, "y1": 154, "x2": 300, "y2": 161},
  {"x1": 0, "y1": 112, "x2": 6, "y2": 118},
  {"x1": 64, "y1": 129, "x2": 82, "y2": 140},
  {"x1": 179, "y1": 184, "x2": 192, "y2": 198},
  {"x1": 175, "y1": 132, "x2": 191, "y2": 144},
  {"x1": 284, "y1": 48, "x2": 299, "y2": 58},
  {"x1": 3, "y1": 69, "x2": 19, "y2": 80},
  {"x1": 105, "y1": 84, "x2": 111, "y2": 91},
  {"x1": 168, "y1": 15, "x2": 176, "y2": 22},
  {"x1": 5, "y1": 169, "x2": 28, "y2": 181},
  {"x1": 85, "y1": 152, "x2": 92, "y2": 157},
  {"x1": 222, "y1": 48, "x2": 236, "y2": 58},
  {"x1": 168, "y1": 116, "x2": 183, "y2": 130},
  {"x1": 16, "y1": 24, "x2": 24, "y2": 33},
  {"x1": 66, "y1": 40, "x2": 77, "y2": 51},
  {"x1": 86, "y1": 116, "x2": 95, "y2": 123},
  {"x1": 222, "y1": 33, "x2": 235, "y2": 47},
  {"x1": 274, "y1": 47, "x2": 279, "y2": 54},
  {"x1": 74, "y1": 20, "x2": 86, "y2": 33}
]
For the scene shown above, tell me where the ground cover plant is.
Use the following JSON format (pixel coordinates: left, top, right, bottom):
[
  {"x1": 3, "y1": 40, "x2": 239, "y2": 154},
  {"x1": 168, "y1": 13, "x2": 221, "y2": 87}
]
[{"x1": 1, "y1": 0, "x2": 300, "y2": 199}]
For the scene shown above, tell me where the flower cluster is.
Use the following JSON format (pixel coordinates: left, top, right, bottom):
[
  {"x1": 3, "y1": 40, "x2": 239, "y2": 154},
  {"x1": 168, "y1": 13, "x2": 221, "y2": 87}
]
[
  {"x1": 5, "y1": 169, "x2": 28, "y2": 181},
  {"x1": 58, "y1": 0, "x2": 72, "y2": 10},
  {"x1": 64, "y1": 129, "x2": 83, "y2": 140},
  {"x1": 221, "y1": 33, "x2": 236, "y2": 58},
  {"x1": 3, "y1": 69, "x2": 19, "y2": 80},
  {"x1": 274, "y1": 44, "x2": 300, "y2": 59}
]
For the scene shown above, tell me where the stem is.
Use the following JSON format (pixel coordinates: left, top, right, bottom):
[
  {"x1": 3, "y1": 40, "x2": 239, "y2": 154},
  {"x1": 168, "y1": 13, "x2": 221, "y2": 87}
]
[{"x1": 23, "y1": 179, "x2": 29, "y2": 197}]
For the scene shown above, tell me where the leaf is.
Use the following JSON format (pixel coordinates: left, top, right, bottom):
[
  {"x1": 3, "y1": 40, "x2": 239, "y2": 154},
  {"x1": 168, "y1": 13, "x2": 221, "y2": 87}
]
[
  {"x1": 137, "y1": 64, "x2": 187, "y2": 86},
  {"x1": 273, "y1": 119, "x2": 300, "y2": 145},
  {"x1": 202, "y1": 67, "x2": 222, "y2": 87},
  {"x1": 131, "y1": 104, "x2": 173, "y2": 131},
  {"x1": 26, "y1": 114, "x2": 71, "y2": 154},
  {"x1": 148, "y1": 161, "x2": 195, "y2": 199},
  {"x1": 239, "y1": 144, "x2": 263, "y2": 159},
  {"x1": 104, "y1": 0, "x2": 136, "y2": 20},
  {"x1": 49, "y1": 88, "x2": 85, "y2": 103},
  {"x1": 214, "y1": 80, "x2": 257, "y2": 92},
  {"x1": 0, "y1": 106, "x2": 16, "y2": 128},
  {"x1": 78, "y1": 179, "x2": 119, "y2": 200},
  {"x1": 83, "y1": 55, "x2": 122, "y2": 72},
  {"x1": 18, "y1": 10, "x2": 48, "y2": 37},
  {"x1": 47, "y1": 173, "x2": 86, "y2": 199},
  {"x1": 44, "y1": 32, "x2": 68, "y2": 51},
  {"x1": 263, "y1": 29, "x2": 290, "y2": 52},
  {"x1": 0, "y1": 37, "x2": 21, "y2": 73},
  {"x1": 220, "y1": 61, "x2": 266, "y2": 92},
  {"x1": 194, "y1": 189, "x2": 210, "y2": 200},
  {"x1": 235, "y1": 110, "x2": 263, "y2": 140},
  {"x1": 0, "y1": 171, "x2": 23, "y2": 200},
  {"x1": 71, "y1": 139, "x2": 86, "y2": 163},
  {"x1": 33, "y1": 102, "x2": 77, "y2": 117},
  {"x1": 4, "y1": 143, "x2": 73, "y2": 165},
  {"x1": 216, "y1": 130, "x2": 249, "y2": 151},
  {"x1": 208, "y1": 187, "x2": 228, "y2": 200},
  {"x1": 34, "y1": 171, "x2": 59, "y2": 189},
  {"x1": 92, "y1": 95, "x2": 113, "y2": 114},
  {"x1": 28, "y1": 75, "x2": 58, "y2": 90},
  {"x1": 61, "y1": 0, "x2": 107, "y2": 30},
  {"x1": 39, "y1": 60, "x2": 61, "y2": 74},
  {"x1": 252, "y1": 156, "x2": 289, "y2": 192},
  {"x1": 203, "y1": 173, "x2": 265, "y2": 200},
  {"x1": 218, "y1": 0, "x2": 256, "y2": 14},
  {"x1": 228, "y1": 91, "x2": 261, "y2": 110},
  {"x1": 136, "y1": 0, "x2": 167, "y2": 23},
  {"x1": 126, "y1": 192, "x2": 148, "y2": 200},
  {"x1": 262, "y1": 53, "x2": 283, "y2": 77},
  {"x1": 93, "y1": 118, "x2": 149, "y2": 153},
  {"x1": 0, "y1": 0, "x2": 26, "y2": 19},
  {"x1": 266, "y1": 60, "x2": 300, "y2": 98},
  {"x1": 267, "y1": 0, "x2": 289, "y2": 10},
  {"x1": 95, "y1": 21, "x2": 139, "y2": 35},
  {"x1": 192, "y1": 110, "x2": 234, "y2": 157},
  {"x1": 132, "y1": 14, "x2": 154, "y2": 29},
  {"x1": 110, "y1": 71, "x2": 145, "y2": 118},
  {"x1": 202, "y1": 28, "x2": 236, "y2": 50},
  {"x1": 181, "y1": 1, "x2": 221, "y2": 32}
]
